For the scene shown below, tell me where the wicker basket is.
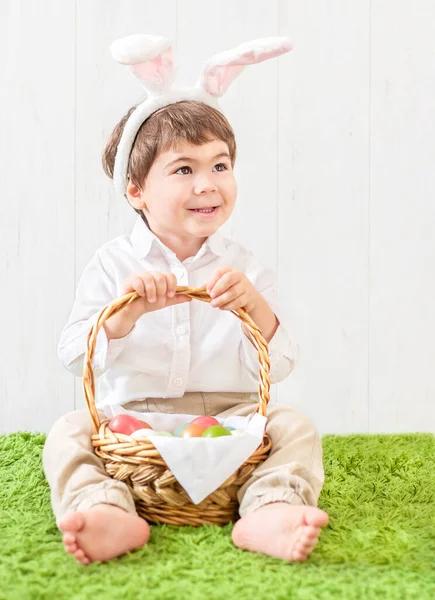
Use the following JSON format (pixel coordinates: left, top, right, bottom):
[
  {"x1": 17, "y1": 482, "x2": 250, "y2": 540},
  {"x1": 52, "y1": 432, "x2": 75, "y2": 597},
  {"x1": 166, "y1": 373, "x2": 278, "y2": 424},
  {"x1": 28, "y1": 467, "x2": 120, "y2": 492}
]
[{"x1": 83, "y1": 286, "x2": 272, "y2": 526}]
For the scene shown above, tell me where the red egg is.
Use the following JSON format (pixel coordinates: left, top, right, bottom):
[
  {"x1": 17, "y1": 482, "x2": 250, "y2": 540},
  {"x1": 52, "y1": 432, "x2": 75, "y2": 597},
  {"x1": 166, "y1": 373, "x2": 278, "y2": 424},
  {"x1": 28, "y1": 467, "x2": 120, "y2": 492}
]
[
  {"x1": 108, "y1": 414, "x2": 152, "y2": 435},
  {"x1": 191, "y1": 416, "x2": 220, "y2": 428},
  {"x1": 181, "y1": 424, "x2": 208, "y2": 438}
]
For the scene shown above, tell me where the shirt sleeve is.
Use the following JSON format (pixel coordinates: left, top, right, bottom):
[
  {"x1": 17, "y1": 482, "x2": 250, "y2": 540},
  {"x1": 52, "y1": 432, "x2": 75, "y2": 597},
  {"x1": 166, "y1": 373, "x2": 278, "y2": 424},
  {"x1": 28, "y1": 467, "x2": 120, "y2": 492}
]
[
  {"x1": 58, "y1": 250, "x2": 135, "y2": 378},
  {"x1": 238, "y1": 260, "x2": 300, "y2": 384}
]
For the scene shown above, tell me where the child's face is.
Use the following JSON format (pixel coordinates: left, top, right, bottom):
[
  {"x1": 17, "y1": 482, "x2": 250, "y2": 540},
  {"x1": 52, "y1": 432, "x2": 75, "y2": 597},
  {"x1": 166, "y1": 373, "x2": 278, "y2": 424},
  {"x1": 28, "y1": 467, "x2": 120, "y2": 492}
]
[{"x1": 127, "y1": 138, "x2": 237, "y2": 246}]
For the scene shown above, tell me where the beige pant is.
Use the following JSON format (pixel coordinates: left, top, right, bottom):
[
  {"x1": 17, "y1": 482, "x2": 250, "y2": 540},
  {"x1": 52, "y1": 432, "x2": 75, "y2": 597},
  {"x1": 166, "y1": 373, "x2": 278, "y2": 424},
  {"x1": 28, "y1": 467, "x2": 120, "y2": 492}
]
[{"x1": 42, "y1": 393, "x2": 324, "y2": 527}]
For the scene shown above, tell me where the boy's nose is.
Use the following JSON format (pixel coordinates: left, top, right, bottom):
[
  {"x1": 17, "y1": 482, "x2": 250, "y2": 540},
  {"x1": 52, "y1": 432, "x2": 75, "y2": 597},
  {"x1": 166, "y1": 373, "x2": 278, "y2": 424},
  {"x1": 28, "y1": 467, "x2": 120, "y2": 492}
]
[{"x1": 193, "y1": 176, "x2": 217, "y2": 194}]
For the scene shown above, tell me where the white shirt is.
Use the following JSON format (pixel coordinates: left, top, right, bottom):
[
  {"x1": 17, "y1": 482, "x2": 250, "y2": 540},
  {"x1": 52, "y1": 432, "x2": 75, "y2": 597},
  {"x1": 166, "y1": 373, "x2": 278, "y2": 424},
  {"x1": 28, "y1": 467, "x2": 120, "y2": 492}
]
[{"x1": 58, "y1": 217, "x2": 299, "y2": 408}]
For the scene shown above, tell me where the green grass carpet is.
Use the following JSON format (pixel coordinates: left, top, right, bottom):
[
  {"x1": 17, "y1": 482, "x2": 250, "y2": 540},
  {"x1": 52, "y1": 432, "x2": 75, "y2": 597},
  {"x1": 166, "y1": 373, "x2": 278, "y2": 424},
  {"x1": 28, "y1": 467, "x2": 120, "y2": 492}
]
[{"x1": 0, "y1": 432, "x2": 434, "y2": 600}]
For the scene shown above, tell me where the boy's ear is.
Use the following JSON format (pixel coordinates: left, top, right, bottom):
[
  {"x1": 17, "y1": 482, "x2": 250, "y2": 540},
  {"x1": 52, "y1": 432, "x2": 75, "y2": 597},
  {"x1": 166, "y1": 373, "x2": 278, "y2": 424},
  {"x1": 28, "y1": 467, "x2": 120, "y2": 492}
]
[{"x1": 126, "y1": 182, "x2": 145, "y2": 208}]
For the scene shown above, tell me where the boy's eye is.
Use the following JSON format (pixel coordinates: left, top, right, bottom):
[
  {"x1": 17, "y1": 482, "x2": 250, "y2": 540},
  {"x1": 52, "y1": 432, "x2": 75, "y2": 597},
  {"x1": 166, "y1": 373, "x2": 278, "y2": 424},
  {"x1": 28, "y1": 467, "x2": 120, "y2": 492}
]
[
  {"x1": 176, "y1": 166, "x2": 192, "y2": 175},
  {"x1": 175, "y1": 163, "x2": 228, "y2": 175}
]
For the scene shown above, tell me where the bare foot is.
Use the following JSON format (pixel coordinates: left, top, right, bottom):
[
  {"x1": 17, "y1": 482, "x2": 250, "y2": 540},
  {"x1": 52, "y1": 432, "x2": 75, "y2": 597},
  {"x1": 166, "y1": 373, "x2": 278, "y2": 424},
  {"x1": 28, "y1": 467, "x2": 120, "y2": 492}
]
[
  {"x1": 59, "y1": 504, "x2": 150, "y2": 565},
  {"x1": 232, "y1": 502, "x2": 328, "y2": 562}
]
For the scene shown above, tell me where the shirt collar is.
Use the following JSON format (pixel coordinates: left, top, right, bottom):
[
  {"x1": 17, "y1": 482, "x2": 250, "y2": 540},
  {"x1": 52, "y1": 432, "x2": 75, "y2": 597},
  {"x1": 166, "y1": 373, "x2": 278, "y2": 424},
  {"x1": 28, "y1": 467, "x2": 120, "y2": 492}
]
[{"x1": 130, "y1": 216, "x2": 226, "y2": 262}]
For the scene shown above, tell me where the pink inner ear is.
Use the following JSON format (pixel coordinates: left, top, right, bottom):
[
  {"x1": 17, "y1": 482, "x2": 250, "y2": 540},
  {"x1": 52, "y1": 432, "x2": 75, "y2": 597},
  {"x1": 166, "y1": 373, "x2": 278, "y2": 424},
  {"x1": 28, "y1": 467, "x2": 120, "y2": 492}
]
[
  {"x1": 225, "y1": 46, "x2": 290, "y2": 67},
  {"x1": 203, "y1": 45, "x2": 290, "y2": 96},
  {"x1": 204, "y1": 64, "x2": 245, "y2": 96},
  {"x1": 130, "y1": 47, "x2": 173, "y2": 87}
]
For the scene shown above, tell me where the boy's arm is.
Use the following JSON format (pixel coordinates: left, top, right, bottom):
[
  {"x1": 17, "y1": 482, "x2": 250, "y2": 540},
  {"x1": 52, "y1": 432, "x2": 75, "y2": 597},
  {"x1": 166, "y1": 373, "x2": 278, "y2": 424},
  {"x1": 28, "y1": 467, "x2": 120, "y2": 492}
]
[
  {"x1": 243, "y1": 293, "x2": 279, "y2": 344},
  {"x1": 238, "y1": 267, "x2": 300, "y2": 384},
  {"x1": 58, "y1": 251, "x2": 135, "y2": 378}
]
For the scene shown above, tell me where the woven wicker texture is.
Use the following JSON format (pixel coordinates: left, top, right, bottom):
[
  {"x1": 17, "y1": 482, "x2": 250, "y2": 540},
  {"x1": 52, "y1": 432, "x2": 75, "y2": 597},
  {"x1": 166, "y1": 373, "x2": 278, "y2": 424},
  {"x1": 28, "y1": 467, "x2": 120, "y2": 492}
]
[{"x1": 83, "y1": 287, "x2": 272, "y2": 525}]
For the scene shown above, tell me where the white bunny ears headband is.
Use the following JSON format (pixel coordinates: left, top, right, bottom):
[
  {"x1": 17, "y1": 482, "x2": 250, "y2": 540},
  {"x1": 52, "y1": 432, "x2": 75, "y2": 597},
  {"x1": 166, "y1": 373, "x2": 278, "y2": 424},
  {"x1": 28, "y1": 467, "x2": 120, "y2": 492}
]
[{"x1": 110, "y1": 34, "x2": 293, "y2": 197}]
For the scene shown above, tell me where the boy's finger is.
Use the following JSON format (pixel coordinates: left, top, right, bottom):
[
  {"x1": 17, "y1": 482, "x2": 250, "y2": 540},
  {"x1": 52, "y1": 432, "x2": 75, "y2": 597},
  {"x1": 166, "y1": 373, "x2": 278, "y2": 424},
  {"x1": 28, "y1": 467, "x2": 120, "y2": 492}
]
[
  {"x1": 209, "y1": 272, "x2": 238, "y2": 298},
  {"x1": 129, "y1": 276, "x2": 146, "y2": 297},
  {"x1": 143, "y1": 276, "x2": 157, "y2": 303},
  {"x1": 166, "y1": 273, "x2": 177, "y2": 298},
  {"x1": 206, "y1": 267, "x2": 233, "y2": 295},
  {"x1": 218, "y1": 296, "x2": 246, "y2": 311},
  {"x1": 153, "y1": 273, "x2": 168, "y2": 298},
  {"x1": 211, "y1": 287, "x2": 243, "y2": 308}
]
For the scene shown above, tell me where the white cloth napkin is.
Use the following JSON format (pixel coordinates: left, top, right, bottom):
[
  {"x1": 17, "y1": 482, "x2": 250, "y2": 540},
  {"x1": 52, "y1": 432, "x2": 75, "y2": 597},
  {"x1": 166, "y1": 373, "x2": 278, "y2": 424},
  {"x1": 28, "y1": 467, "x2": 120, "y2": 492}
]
[{"x1": 103, "y1": 405, "x2": 267, "y2": 504}]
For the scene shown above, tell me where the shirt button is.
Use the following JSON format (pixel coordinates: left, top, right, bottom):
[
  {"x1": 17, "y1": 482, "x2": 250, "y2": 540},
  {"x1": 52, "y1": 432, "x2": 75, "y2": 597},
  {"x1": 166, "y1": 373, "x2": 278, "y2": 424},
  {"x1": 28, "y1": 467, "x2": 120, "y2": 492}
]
[
  {"x1": 173, "y1": 378, "x2": 183, "y2": 387},
  {"x1": 176, "y1": 325, "x2": 186, "y2": 335}
]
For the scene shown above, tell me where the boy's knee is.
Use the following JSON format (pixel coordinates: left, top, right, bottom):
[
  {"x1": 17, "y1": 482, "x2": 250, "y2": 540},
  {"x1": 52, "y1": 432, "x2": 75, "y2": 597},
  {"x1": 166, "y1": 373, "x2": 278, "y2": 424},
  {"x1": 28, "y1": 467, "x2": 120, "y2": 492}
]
[
  {"x1": 42, "y1": 409, "x2": 96, "y2": 475},
  {"x1": 50, "y1": 408, "x2": 92, "y2": 434},
  {"x1": 267, "y1": 405, "x2": 319, "y2": 435},
  {"x1": 44, "y1": 409, "x2": 93, "y2": 457}
]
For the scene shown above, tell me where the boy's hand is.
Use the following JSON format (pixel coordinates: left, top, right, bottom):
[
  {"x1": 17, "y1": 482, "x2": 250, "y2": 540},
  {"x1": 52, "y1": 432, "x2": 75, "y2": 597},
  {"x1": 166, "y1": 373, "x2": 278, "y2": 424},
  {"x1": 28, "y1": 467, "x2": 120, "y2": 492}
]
[
  {"x1": 206, "y1": 267, "x2": 260, "y2": 313},
  {"x1": 104, "y1": 271, "x2": 191, "y2": 341},
  {"x1": 121, "y1": 271, "x2": 192, "y2": 320}
]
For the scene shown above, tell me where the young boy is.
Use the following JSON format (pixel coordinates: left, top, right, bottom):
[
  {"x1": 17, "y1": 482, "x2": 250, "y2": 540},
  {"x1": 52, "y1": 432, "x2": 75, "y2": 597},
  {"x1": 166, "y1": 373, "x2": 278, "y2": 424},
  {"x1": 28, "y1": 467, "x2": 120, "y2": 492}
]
[{"x1": 43, "y1": 99, "x2": 328, "y2": 566}]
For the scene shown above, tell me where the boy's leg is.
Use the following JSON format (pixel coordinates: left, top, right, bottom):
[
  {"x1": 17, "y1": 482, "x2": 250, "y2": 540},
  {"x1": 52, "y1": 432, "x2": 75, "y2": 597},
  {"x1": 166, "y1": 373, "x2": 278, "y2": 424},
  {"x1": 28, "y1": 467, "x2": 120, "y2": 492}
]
[
  {"x1": 234, "y1": 404, "x2": 324, "y2": 514},
  {"x1": 43, "y1": 409, "x2": 148, "y2": 565},
  {"x1": 214, "y1": 401, "x2": 324, "y2": 511},
  {"x1": 43, "y1": 408, "x2": 137, "y2": 526},
  {"x1": 216, "y1": 401, "x2": 328, "y2": 562}
]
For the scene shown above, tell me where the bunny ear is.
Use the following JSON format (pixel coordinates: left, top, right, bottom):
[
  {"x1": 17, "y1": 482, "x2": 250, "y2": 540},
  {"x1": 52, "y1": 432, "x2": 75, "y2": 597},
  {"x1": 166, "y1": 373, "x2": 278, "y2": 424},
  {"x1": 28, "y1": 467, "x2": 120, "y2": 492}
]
[
  {"x1": 197, "y1": 37, "x2": 293, "y2": 97},
  {"x1": 111, "y1": 34, "x2": 176, "y2": 94}
]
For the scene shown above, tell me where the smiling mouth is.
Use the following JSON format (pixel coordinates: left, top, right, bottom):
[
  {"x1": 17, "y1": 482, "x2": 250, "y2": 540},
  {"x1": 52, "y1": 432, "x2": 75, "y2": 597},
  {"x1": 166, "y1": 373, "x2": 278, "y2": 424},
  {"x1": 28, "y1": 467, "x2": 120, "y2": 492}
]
[{"x1": 188, "y1": 206, "x2": 219, "y2": 214}]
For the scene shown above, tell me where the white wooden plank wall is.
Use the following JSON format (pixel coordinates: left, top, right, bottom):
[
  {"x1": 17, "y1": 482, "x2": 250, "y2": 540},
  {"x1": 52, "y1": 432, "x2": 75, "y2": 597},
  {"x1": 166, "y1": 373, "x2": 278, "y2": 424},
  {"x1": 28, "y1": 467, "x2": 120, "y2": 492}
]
[{"x1": 1, "y1": 0, "x2": 434, "y2": 435}]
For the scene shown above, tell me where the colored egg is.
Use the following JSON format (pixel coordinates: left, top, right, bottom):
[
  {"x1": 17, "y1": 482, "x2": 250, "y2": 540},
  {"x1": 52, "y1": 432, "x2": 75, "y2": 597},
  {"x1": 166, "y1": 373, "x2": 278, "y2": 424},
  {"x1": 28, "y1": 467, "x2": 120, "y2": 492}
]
[
  {"x1": 230, "y1": 429, "x2": 245, "y2": 436},
  {"x1": 181, "y1": 424, "x2": 208, "y2": 438},
  {"x1": 191, "y1": 415, "x2": 220, "y2": 428},
  {"x1": 108, "y1": 414, "x2": 152, "y2": 435},
  {"x1": 201, "y1": 425, "x2": 232, "y2": 438},
  {"x1": 131, "y1": 428, "x2": 156, "y2": 440},
  {"x1": 225, "y1": 426, "x2": 236, "y2": 431},
  {"x1": 173, "y1": 423, "x2": 191, "y2": 437}
]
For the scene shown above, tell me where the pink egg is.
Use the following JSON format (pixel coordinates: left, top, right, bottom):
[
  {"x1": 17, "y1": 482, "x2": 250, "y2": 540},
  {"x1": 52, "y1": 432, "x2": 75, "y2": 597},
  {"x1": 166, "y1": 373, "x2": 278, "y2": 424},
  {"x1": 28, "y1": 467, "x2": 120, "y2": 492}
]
[
  {"x1": 108, "y1": 414, "x2": 152, "y2": 435},
  {"x1": 191, "y1": 416, "x2": 220, "y2": 428}
]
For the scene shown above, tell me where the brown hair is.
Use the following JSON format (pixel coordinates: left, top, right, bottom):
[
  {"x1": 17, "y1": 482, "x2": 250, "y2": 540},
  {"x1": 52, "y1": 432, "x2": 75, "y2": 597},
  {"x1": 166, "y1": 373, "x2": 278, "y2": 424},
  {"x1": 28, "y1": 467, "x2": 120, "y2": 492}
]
[{"x1": 102, "y1": 100, "x2": 237, "y2": 226}]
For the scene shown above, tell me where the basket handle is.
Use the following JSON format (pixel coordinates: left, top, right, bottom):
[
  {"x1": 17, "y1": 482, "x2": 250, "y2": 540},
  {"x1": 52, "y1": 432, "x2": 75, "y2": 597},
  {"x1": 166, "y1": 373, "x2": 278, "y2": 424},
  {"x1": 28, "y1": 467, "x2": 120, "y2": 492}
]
[{"x1": 83, "y1": 286, "x2": 271, "y2": 435}]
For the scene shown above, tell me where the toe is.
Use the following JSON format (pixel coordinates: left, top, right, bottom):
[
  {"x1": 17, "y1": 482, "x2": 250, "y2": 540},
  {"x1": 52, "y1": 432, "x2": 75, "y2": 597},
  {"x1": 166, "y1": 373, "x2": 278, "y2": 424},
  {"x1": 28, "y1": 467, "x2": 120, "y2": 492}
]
[
  {"x1": 74, "y1": 549, "x2": 86, "y2": 561},
  {"x1": 303, "y1": 538, "x2": 318, "y2": 553},
  {"x1": 304, "y1": 508, "x2": 329, "y2": 528},
  {"x1": 64, "y1": 542, "x2": 78, "y2": 554},
  {"x1": 305, "y1": 526, "x2": 320, "y2": 539},
  {"x1": 62, "y1": 532, "x2": 76, "y2": 545},
  {"x1": 292, "y1": 526, "x2": 320, "y2": 560},
  {"x1": 59, "y1": 512, "x2": 86, "y2": 534},
  {"x1": 295, "y1": 537, "x2": 313, "y2": 553},
  {"x1": 74, "y1": 549, "x2": 91, "y2": 565},
  {"x1": 299, "y1": 527, "x2": 320, "y2": 546},
  {"x1": 292, "y1": 547, "x2": 308, "y2": 562}
]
